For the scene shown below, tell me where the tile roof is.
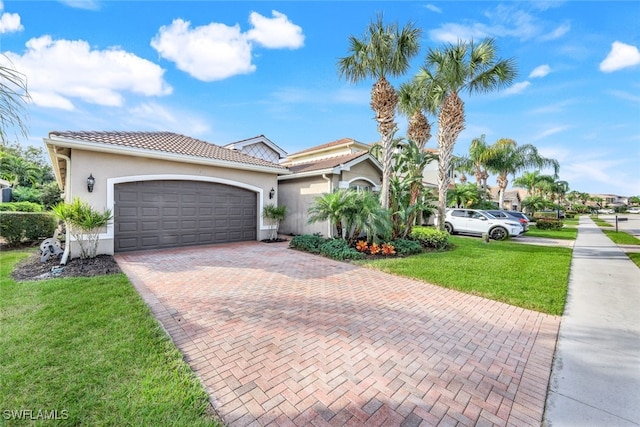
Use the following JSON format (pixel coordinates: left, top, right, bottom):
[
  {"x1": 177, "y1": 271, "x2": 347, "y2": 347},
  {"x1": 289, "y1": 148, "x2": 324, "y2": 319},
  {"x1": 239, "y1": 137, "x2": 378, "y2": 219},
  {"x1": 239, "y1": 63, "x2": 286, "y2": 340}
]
[
  {"x1": 287, "y1": 151, "x2": 370, "y2": 174},
  {"x1": 48, "y1": 131, "x2": 287, "y2": 169},
  {"x1": 287, "y1": 137, "x2": 368, "y2": 157}
]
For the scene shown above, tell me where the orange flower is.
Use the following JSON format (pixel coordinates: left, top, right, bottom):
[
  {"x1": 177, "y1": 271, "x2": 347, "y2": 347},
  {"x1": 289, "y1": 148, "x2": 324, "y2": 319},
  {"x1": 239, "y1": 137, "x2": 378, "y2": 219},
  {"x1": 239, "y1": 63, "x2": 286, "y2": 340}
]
[
  {"x1": 369, "y1": 242, "x2": 381, "y2": 255},
  {"x1": 381, "y1": 243, "x2": 396, "y2": 255},
  {"x1": 355, "y1": 240, "x2": 369, "y2": 252}
]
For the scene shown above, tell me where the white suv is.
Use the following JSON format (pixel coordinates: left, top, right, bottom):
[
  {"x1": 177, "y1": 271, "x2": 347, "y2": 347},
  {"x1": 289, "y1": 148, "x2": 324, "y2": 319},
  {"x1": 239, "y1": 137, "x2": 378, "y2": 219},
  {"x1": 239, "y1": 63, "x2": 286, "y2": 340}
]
[{"x1": 444, "y1": 209, "x2": 522, "y2": 240}]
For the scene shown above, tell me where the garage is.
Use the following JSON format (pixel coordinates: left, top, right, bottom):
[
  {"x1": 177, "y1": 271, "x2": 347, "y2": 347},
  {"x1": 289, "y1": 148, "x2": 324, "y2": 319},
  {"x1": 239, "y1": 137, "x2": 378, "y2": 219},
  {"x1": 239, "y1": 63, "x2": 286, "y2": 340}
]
[{"x1": 114, "y1": 180, "x2": 256, "y2": 252}]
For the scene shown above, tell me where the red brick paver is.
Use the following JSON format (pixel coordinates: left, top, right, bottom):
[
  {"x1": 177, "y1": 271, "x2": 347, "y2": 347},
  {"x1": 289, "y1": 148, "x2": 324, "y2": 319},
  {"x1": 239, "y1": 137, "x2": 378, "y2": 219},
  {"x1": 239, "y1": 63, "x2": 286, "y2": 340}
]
[{"x1": 115, "y1": 242, "x2": 559, "y2": 426}]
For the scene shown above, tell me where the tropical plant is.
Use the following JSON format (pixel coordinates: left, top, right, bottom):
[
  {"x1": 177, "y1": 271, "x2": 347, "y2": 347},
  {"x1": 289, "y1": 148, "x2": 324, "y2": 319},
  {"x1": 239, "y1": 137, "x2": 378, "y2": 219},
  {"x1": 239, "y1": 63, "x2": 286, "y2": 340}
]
[
  {"x1": 390, "y1": 138, "x2": 437, "y2": 238},
  {"x1": 447, "y1": 183, "x2": 481, "y2": 208},
  {"x1": 521, "y1": 195, "x2": 553, "y2": 214},
  {"x1": 415, "y1": 39, "x2": 517, "y2": 230},
  {"x1": 0, "y1": 55, "x2": 30, "y2": 145},
  {"x1": 484, "y1": 138, "x2": 559, "y2": 209},
  {"x1": 307, "y1": 189, "x2": 389, "y2": 243},
  {"x1": 337, "y1": 14, "x2": 421, "y2": 210},
  {"x1": 262, "y1": 204, "x2": 287, "y2": 241},
  {"x1": 397, "y1": 80, "x2": 433, "y2": 149},
  {"x1": 0, "y1": 152, "x2": 40, "y2": 187},
  {"x1": 52, "y1": 198, "x2": 113, "y2": 259}
]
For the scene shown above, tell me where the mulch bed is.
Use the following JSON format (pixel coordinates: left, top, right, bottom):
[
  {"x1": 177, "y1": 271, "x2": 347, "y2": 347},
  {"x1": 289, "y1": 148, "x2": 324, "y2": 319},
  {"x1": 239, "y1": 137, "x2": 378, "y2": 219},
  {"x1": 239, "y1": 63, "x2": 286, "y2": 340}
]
[{"x1": 10, "y1": 250, "x2": 122, "y2": 282}]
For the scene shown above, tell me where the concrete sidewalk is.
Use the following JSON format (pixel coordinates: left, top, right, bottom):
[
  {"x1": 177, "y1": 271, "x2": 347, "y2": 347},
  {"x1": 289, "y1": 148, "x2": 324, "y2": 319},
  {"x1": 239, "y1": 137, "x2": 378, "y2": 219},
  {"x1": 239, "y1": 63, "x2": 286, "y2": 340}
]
[{"x1": 544, "y1": 216, "x2": 640, "y2": 426}]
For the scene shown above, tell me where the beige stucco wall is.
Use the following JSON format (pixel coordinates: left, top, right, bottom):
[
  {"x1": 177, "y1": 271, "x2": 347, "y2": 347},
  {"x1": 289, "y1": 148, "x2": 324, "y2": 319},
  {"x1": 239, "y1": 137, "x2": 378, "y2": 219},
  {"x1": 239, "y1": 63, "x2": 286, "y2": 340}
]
[
  {"x1": 65, "y1": 148, "x2": 280, "y2": 258},
  {"x1": 278, "y1": 160, "x2": 382, "y2": 237}
]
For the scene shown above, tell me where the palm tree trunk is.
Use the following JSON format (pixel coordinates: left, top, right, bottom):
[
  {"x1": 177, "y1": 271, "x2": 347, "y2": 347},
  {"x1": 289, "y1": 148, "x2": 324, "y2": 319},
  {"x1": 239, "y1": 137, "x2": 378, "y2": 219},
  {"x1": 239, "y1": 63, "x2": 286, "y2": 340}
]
[
  {"x1": 497, "y1": 174, "x2": 508, "y2": 209},
  {"x1": 436, "y1": 92, "x2": 465, "y2": 230},
  {"x1": 372, "y1": 76, "x2": 398, "y2": 210}
]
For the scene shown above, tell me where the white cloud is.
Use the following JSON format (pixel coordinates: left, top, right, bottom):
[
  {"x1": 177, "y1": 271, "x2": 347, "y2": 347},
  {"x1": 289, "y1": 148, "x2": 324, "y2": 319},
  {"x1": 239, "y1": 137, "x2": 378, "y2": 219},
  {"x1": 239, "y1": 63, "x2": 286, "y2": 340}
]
[
  {"x1": 151, "y1": 11, "x2": 303, "y2": 82},
  {"x1": 600, "y1": 41, "x2": 640, "y2": 72},
  {"x1": 151, "y1": 18, "x2": 255, "y2": 82},
  {"x1": 247, "y1": 10, "x2": 304, "y2": 49},
  {"x1": 425, "y1": 4, "x2": 442, "y2": 14},
  {"x1": 0, "y1": 1, "x2": 23, "y2": 34},
  {"x1": 502, "y1": 81, "x2": 531, "y2": 96},
  {"x1": 5, "y1": 35, "x2": 172, "y2": 110},
  {"x1": 430, "y1": 4, "x2": 569, "y2": 43},
  {"x1": 540, "y1": 22, "x2": 570, "y2": 41},
  {"x1": 58, "y1": 0, "x2": 100, "y2": 10},
  {"x1": 606, "y1": 90, "x2": 640, "y2": 103},
  {"x1": 127, "y1": 102, "x2": 212, "y2": 136},
  {"x1": 532, "y1": 125, "x2": 571, "y2": 141},
  {"x1": 529, "y1": 64, "x2": 551, "y2": 78}
]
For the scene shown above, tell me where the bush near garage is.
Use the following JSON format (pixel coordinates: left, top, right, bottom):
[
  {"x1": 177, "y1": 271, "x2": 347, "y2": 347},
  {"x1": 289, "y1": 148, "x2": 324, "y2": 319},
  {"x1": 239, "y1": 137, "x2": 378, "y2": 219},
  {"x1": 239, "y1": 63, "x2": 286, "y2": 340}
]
[
  {"x1": 0, "y1": 211, "x2": 56, "y2": 246},
  {"x1": 289, "y1": 234, "x2": 326, "y2": 253},
  {"x1": 389, "y1": 239, "x2": 423, "y2": 256},
  {"x1": 319, "y1": 239, "x2": 365, "y2": 261},
  {"x1": 534, "y1": 218, "x2": 564, "y2": 231},
  {"x1": 409, "y1": 226, "x2": 449, "y2": 250}
]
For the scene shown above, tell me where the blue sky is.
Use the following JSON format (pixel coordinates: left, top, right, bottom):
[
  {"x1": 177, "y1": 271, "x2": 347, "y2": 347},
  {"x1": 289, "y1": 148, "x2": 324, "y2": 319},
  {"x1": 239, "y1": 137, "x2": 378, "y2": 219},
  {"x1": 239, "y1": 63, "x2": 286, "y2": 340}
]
[{"x1": 1, "y1": 0, "x2": 639, "y2": 196}]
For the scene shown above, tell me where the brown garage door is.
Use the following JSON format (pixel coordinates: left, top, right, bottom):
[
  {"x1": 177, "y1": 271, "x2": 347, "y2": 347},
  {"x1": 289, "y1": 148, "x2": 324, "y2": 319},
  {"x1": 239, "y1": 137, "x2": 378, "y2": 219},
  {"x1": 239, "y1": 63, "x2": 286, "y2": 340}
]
[{"x1": 114, "y1": 180, "x2": 256, "y2": 252}]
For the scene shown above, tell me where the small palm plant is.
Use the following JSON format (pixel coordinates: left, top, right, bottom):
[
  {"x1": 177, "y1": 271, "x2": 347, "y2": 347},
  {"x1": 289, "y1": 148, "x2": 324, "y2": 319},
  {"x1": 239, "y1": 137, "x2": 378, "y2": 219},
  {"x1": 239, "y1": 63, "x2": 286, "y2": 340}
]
[
  {"x1": 52, "y1": 198, "x2": 112, "y2": 259},
  {"x1": 262, "y1": 204, "x2": 287, "y2": 241}
]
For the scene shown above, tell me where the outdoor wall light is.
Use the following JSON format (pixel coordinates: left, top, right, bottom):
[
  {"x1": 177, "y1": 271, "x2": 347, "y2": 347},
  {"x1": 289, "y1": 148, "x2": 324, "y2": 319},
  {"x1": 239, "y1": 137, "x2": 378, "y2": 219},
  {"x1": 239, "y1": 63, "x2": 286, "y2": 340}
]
[
  {"x1": 87, "y1": 174, "x2": 95, "y2": 193},
  {"x1": 269, "y1": 187, "x2": 275, "y2": 199}
]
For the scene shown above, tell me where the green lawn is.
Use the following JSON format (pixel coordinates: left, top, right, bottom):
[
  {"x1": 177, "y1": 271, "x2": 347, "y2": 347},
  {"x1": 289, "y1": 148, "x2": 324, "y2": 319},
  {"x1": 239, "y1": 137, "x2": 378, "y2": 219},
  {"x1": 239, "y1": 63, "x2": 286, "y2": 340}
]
[
  {"x1": 590, "y1": 216, "x2": 614, "y2": 227},
  {"x1": 0, "y1": 250, "x2": 221, "y2": 427},
  {"x1": 627, "y1": 253, "x2": 640, "y2": 269},
  {"x1": 602, "y1": 229, "x2": 640, "y2": 245},
  {"x1": 361, "y1": 236, "x2": 571, "y2": 315},
  {"x1": 524, "y1": 225, "x2": 578, "y2": 240}
]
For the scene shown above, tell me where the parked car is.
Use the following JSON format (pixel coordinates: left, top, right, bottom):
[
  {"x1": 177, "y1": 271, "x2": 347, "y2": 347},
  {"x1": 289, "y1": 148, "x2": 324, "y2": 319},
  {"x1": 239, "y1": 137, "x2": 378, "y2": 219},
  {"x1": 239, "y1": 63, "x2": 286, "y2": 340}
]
[
  {"x1": 597, "y1": 208, "x2": 615, "y2": 214},
  {"x1": 485, "y1": 210, "x2": 530, "y2": 232},
  {"x1": 627, "y1": 208, "x2": 640, "y2": 214},
  {"x1": 443, "y1": 209, "x2": 523, "y2": 240}
]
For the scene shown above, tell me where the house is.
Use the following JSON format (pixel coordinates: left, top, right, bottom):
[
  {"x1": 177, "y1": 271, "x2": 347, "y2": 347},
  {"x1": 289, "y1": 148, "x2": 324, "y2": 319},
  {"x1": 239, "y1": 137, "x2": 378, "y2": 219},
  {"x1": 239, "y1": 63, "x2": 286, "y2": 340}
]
[
  {"x1": 488, "y1": 186, "x2": 524, "y2": 211},
  {"x1": 277, "y1": 138, "x2": 383, "y2": 236},
  {"x1": 43, "y1": 131, "x2": 289, "y2": 258}
]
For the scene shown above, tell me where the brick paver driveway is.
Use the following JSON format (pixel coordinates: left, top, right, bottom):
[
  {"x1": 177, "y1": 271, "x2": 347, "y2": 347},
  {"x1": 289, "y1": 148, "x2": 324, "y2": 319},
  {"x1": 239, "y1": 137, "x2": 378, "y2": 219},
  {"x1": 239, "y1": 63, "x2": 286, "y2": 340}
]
[{"x1": 115, "y1": 241, "x2": 559, "y2": 426}]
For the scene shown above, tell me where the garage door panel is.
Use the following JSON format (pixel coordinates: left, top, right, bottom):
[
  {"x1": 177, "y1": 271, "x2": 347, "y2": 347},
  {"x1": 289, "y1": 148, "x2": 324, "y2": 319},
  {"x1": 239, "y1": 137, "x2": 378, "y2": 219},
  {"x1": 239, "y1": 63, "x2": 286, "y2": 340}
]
[{"x1": 115, "y1": 180, "x2": 256, "y2": 252}]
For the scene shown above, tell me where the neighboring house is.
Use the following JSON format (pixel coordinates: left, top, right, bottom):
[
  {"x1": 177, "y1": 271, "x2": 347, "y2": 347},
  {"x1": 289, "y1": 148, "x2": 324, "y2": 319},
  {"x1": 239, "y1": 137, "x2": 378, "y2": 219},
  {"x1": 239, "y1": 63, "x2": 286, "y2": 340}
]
[
  {"x1": 277, "y1": 138, "x2": 382, "y2": 237},
  {"x1": 488, "y1": 186, "x2": 523, "y2": 211},
  {"x1": 588, "y1": 193, "x2": 629, "y2": 208},
  {"x1": 43, "y1": 131, "x2": 289, "y2": 257},
  {"x1": 0, "y1": 178, "x2": 11, "y2": 203}
]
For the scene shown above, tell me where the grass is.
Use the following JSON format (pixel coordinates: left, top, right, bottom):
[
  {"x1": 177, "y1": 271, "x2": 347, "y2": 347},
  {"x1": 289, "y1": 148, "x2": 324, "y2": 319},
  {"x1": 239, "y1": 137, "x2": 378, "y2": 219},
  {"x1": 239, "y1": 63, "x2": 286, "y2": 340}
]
[
  {"x1": 360, "y1": 236, "x2": 571, "y2": 316},
  {"x1": 0, "y1": 250, "x2": 221, "y2": 427},
  {"x1": 589, "y1": 216, "x2": 613, "y2": 227},
  {"x1": 627, "y1": 253, "x2": 640, "y2": 269},
  {"x1": 525, "y1": 225, "x2": 578, "y2": 240},
  {"x1": 602, "y1": 230, "x2": 640, "y2": 245}
]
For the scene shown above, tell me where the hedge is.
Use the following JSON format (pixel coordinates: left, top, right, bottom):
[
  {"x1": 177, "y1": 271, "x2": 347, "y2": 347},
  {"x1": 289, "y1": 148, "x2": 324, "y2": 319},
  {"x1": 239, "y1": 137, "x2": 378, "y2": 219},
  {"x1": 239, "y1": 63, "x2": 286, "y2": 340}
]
[
  {"x1": 409, "y1": 226, "x2": 449, "y2": 250},
  {"x1": 0, "y1": 212, "x2": 57, "y2": 246},
  {"x1": 0, "y1": 201, "x2": 44, "y2": 212}
]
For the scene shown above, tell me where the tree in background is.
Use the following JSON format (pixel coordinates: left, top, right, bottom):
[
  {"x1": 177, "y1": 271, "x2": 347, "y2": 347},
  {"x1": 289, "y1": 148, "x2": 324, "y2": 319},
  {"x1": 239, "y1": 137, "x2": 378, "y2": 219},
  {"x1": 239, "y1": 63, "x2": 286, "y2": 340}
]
[
  {"x1": 415, "y1": 39, "x2": 516, "y2": 230},
  {"x1": 1, "y1": 55, "x2": 30, "y2": 145},
  {"x1": 484, "y1": 138, "x2": 559, "y2": 209},
  {"x1": 338, "y1": 15, "x2": 421, "y2": 210}
]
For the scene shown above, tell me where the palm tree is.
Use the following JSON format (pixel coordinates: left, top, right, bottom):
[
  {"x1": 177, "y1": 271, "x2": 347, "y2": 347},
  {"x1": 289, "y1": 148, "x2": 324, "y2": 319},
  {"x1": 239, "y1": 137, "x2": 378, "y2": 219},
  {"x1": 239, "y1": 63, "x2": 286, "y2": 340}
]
[
  {"x1": 391, "y1": 139, "x2": 437, "y2": 237},
  {"x1": 484, "y1": 138, "x2": 559, "y2": 209},
  {"x1": 307, "y1": 189, "x2": 355, "y2": 238},
  {"x1": 337, "y1": 15, "x2": 421, "y2": 210},
  {"x1": 397, "y1": 80, "x2": 433, "y2": 149},
  {"x1": 415, "y1": 39, "x2": 517, "y2": 230},
  {"x1": 1, "y1": 55, "x2": 30, "y2": 145},
  {"x1": 447, "y1": 183, "x2": 480, "y2": 208}
]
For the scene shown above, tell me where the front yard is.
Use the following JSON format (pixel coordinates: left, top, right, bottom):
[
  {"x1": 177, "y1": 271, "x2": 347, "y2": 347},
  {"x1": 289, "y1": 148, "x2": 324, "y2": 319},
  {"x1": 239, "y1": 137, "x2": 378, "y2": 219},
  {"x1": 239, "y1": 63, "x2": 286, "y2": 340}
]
[
  {"x1": 0, "y1": 250, "x2": 222, "y2": 427},
  {"x1": 359, "y1": 236, "x2": 571, "y2": 315}
]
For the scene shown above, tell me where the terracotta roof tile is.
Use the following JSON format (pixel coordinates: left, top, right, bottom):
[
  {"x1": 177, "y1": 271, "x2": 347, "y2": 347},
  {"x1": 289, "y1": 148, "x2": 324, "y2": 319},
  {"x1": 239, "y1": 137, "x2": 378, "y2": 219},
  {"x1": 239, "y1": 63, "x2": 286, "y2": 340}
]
[
  {"x1": 287, "y1": 137, "x2": 368, "y2": 157},
  {"x1": 287, "y1": 151, "x2": 369, "y2": 174},
  {"x1": 48, "y1": 131, "x2": 287, "y2": 169}
]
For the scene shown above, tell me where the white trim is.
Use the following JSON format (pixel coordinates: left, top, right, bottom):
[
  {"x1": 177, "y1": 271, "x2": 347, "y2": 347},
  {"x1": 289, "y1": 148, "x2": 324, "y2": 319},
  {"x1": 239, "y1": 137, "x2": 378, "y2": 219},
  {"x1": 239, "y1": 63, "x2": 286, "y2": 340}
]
[
  {"x1": 103, "y1": 174, "x2": 270, "y2": 243},
  {"x1": 224, "y1": 135, "x2": 288, "y2": 158}
]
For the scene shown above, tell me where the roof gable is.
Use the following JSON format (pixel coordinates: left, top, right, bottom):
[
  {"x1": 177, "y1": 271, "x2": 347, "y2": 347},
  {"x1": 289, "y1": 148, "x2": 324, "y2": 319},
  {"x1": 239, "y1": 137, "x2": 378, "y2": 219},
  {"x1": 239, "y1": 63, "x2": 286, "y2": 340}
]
[
  {"x1": 284, "y1": 138, "x2": 372, "y2": 163},
  {"x1": 223, "y1": 135, "x2": 288, "y2": 162},
  {"x1": 46, "y1": 131, "x2": 287, "y2": 170}
]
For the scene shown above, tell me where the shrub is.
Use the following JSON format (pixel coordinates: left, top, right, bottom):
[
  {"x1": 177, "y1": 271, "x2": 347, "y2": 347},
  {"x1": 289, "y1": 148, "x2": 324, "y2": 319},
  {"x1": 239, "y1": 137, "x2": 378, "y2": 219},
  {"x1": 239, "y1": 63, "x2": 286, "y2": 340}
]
[
  {"x1": 409, "y1": 226, "x2": 449, "y2": 250},
  {"x1": 319, "y1": 239, "x2": 364, "y2": 261},
  {"x1": 289, "y1": 234, "x2": 327, "y2": 253},
  {"x1": 0, "y1": 201, "x2": 44, "y2": 212},
  {"x1": 535, "y1": 218, "x2": 564, "y2": 230},
  {"x1": 0, "y1": 212, "x2": 56, "y2": 246},
  {"x1": 390, "y1": 239, "x2": 423, "y2": 256},
  {"x1": 11, "y1": 186, "x2": 42, "y2": 203},
  {"x1": 52, "y1": 198, "x2": 112, "y2": 259}
]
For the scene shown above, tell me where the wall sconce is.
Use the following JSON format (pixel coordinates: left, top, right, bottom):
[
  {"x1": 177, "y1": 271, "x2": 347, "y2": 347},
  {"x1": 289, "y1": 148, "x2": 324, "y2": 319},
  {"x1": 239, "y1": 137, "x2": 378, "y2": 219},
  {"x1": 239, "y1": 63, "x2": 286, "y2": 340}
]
[
  {"x1": 269, "y1": 187, "x2": 275, "y2": 199},
  {"x1": 87, "y1": 174, "x2": 95, "y2": 193}
]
